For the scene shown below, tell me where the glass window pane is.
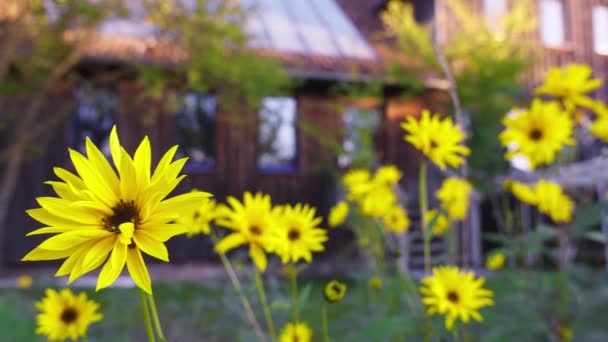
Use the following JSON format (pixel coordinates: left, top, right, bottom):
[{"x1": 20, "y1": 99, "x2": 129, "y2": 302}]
[
  {"x1": 539, "y1": 0, "x2": 565, "y2": 47},
  {"x1": 73, "y1": 87, "x2": 118, "y2": 157},
  {"x1": 593, "y1": 6, "x2": 608, "y2": 54},
  {"x1": 338, "y1": 106, "x2": 379, "y2": 168},
  {"x1": 257, "y1": 96, "x2": 297, "y2": 170},
  {"x1": 174, "y1": 93, "x2": 217, "y2": 170}
]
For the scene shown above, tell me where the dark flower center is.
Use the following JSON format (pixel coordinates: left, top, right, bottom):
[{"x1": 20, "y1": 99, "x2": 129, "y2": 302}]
[
  {"x1": 103, "y1": 199, "x2": 140, "y2": 232},
  {"x1": 60, "y1": 307, "x2": 78, "y2": 324},
  {"x1": 447, "y1": 290, "x2": 459, "y2": 303},
  {"x1": 249, "y1": 225, "x2": 262, "y2": 236},
  {"x1": 529, "y1": 128, "x2": 543, "y2": 141},
  {"x1": 288, "y1": 228, "x2": 300, "y2": 241},
  {"x1": 293, "y1": 335, "x2": 299, "y2": 342},
  {"x1": 193, "y1": 211, "x2": 200, "y2": 220},
  {"x1": 332, "y1": 284, "x2": 342, "y2": 294},
  {"x1": 430, "y1": 139, "x2": 439, "y2": 149}
]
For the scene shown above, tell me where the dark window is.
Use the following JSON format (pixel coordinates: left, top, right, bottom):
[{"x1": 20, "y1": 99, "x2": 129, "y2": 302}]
[
  {"x1": 257, "y1": 96, "x2": 298, "y2": 171},
  {"x1": 174, "y1": 93, "x2": 217, "y2": 171},
  {"x1": 73, "y1": 87, "x2": 118, "y2": 157},
  {"x1": 338, "y1": 106, "x2": 380, "y2": 168}
]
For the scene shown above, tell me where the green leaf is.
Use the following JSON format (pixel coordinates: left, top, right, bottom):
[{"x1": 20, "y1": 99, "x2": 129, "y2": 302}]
[{"x1": 570, "y1": 200, "x2": 608, "y2": 238}]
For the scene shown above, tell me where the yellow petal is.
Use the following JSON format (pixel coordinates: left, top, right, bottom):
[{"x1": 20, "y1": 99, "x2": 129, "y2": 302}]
[
  {"x1": 35, "y1": 197, "x2": 101, "y2": 225},
  {"x1": 214, "y1": 233, "x2": 247, "y2": 254},
  {"x1": 126, "y1": 247, "x2": 152, "y2": 294},
  {"x1": 68, "y1": 148, "x2": 118, "y2": 208},
  {"x1": 79, "y1": 235, "x2": 117, "y2": 275},
  {"x1": 53, "y1": 167, "x2": 86, "y2": 189},
  {"x1": 139, "y1": 223, "x2": 186, "y2": 242},
  {"x1": 151, "y1": 145, "x2": 178, "y2": 183},
  {"x1": 119, "y1": 148, "x2": 137, "y2": 201},
  {"x1": 133, "y1": 136, "x2": 152, "y2": 189},
  {"x1": 133, "y1": 230, "x2": 169, "y2": 262},
  {"x1": 118, "y1": 222, "x2": 135, "y2": 245},
  {"x1": 250, "y1": 244, "x2": 267, "y2": 272},
  {"x1": 109, "y1": 125, "x2": 121, "y2": 169},
  {"x1": 36, "y1": 230, "x2": 113, "y2": 251},
  {"x1": 22, "y1": 246, "x2": 78, "y2": 261},
  {"x1": 96, "y1": 241, "x2": 127, "y2": 291},
  {"x1": 85, "y1": 137, "x2": 120, "y2": 194}
]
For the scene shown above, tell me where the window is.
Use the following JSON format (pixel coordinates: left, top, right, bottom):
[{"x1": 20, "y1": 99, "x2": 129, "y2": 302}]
[
  {"x1": 257, "y1": 97, "x2": 297, "y2": 171},
  {"x1": 593, "y1": 6, "x2": 608, "y2": 54},
  {"x1": 539, "y1": 0, "x2": 565, "y2": 47},
  {"x1": 338, "y1": 106, "x2": 380, "y2": 168},
  {"x1": 174, "y1": 93, "x2": 217, "y2": 171},
  {"x1": 73, "y1": 87, "x2": 118, "y2": 157},
  {"x1": 484, "y1": 0, "x2": 507, "y2": 31}
]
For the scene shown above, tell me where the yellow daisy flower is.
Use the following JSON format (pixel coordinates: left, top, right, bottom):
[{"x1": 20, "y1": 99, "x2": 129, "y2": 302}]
[
  {"x1": 268, "y1": 203, "x2": 328, "y2": 264},
  {"x1": 382, "y1": 205, "x2": 410, "y2": 233},
  {"x1": 343, "y1": 169, "x2": 372, "y2": 201},
  {"x1": 499, "y1": 100, "x2": 575, "y2": 169},
  {"x1": 361, "y1": 186, "x2": 397, "y2": 218},
  {"x1": 426, "y1": 209, "x2": 450, "y2": 236},
  {"x1": 368, "y1": 276, "x2": 383, "y2": 291},
  {"x1": 328, "y1": 201, "x2": 349, "y2": 227},
  {"x1": 557, "y1": 326, "x2": 573, "y2": 341},
  {"x1": 324, "y1": 280, "x2": 347, "y2": 303},
  {"x1": 436, "y1": 178, "x2": 473, "y2": 221},
  {"x1": 177, "y1": 195, "x2": 217, "y2": 237},
  {"x1": 35, "y1": 288, "x2": 103, "y2": 341},
  {"x1": 22, "y1": 126, "x2": 211, "y2": 294},
  {"x1": 214, "y1": 192, "x2": 275, "y2": 272},
  {"x1": 373, "y1": 164, "x2": 402, "y2": 185},
  {"x1": 279, "y1": 322, "x2": 313, "y2": 342},
  {"x1": 485, "y1": 253, "x2": 506, "y2": 270},
  {"x1": 401, "y1": 109, "x2": 470, "y2": 170},
  {"x1": 534, "y1": 180, "x2": 574, "y2": 223},
  {"x1": 535, "y1": 64, "x2": 602, "y2": 112},
  {"x1": 590, "y1": 116, "x2": 608, "y2": 142},
  {"x1": 420, "y1": 266, "x2": 494, "y2": 330},
  {"x1": 504, "y1": 180, "x2": 536, "y2": 205},
  {"x1": 17, "y1": 275, "x2": 33, "y2": 289}
]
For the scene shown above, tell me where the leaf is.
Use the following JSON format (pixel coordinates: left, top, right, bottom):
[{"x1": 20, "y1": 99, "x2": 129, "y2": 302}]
[
  {"x1": 570, "y1": 200, "x2": 608, "y2": 238},
  {"x1": 584, "y1": 231, "x2": 608, "y2": 244},
  {"x1": 349, "y1": 316, "x2": 416, "y2": 342},
  {"x1": 297, "y1": 283, "x2": 312, "y2": 308}
]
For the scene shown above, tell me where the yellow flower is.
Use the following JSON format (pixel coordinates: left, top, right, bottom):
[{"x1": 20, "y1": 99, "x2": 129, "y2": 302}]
[
  {"x1": 436, "y1": 178, "x2": 473, "y2": 221},
  {"x1": 485, "y1": 253, "x2": 506, "y2": 270},
  {"x1": 35, "y1": 288, "x2": 103, "y2": 341},
  {"x1": 22, "y1": 126, "x2": 211, "y2": 294},
  {"x1": 505, "y1": 180, "x2": 536, "y2": 205},
  {"x1": 426, "y1": 209, "x2": 450, "y2": 236},
  {"x1": 368, "y1": 276, "x2": 383, "y2": 291},
  {"x1": 328, "y1": 201, "x2": 349, "y2": 227},
  {"x1": 17, "y1": 275, "x2": 33, "y2": 289},
  {"x1": 534, "y1": 180, "x2": 574, "y2": 223},
  {"x1": 382, "y1": 206, "x2": 410, "y2": 233},
  {"x1": 214, "y1": 192, "x2": 275, "y2": 272},
  {"x1": 324, "y1": 280, "x2": 347, "y2": 303},
  {"x1": 343, "y1": 169, "x2": 372, "y2": 201},
  {"x1": 177, "y1": 194, "x2": 217, "y2": 237},
  {"x1": 420, "y1": 266, "x2": 494, "y2": 330},
  {"x1": 401, "y1": 109, "x2": 470, "y2": 170},
  {"x1": 590, "y1": 116, "x2": 608, "y2": 142},
  {"x1": 279, "y1": 322, "x2": 313, "y2": 342},
  {"x1": 557, "y1": 326, "x2": 573, "y2": 341},
  {"x1": 535, "y1": 64, "x2": 602, "y2": 113},
  {"x1": 499, "y1": 100, "x2": 575, "y2": 169},
  {"x1": 373, "y1": 165, "x2": 402, "y2": 185},
  {"x1": 268, "y1": 203, "x2": 328, "y2": 264},
  {"x1": 361, "y1": 186, "x2": 397, "y2": 218}
]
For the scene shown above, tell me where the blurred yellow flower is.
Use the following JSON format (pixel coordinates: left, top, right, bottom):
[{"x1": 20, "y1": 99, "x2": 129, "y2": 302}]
[
  {"x1": 17, "y1": 275, "x2": 33, "y2": 289},
  {"x1": 343, "y1": 169, "x2": 372, "y2": 201},
  {"x1": 426, "y1": 209, "x2": 450, "y2": 236},
  {"x1": 499, "y1": 100, "x2": 574, "y2": 169},
  {"x1": 35, "y1": 288, "x2": 103, "y2": 341},
  {"x1": 590, "y1": 116, "x2": 608, "y2": 142},
  {"x1": 267, "y1": 203, "x2": 328, "y2": 264},
  {"x1": 420, "y1": 266, "x2": 494, "y2": 330},
  {"x1": 485, "y1": 253, "x2": 506, "y2": 270},
  {"x1": 505, "y1": 180, "x2": 536, "y2": 205},
  {"x1": 328, "y1": 201, "x2": 349, "y2": 227},
  {"x1": 368, "y1": 276, "x2": 383, "y2": 291},
  {"x1": 177, "y1": 195, "x2": 217, "y2": 237},
  {"x1": 535, "y1": 64, "x2": 602, "y2": 113},
  {"x1": 534, "y1": 180, "x2": 574, "y2": 223},
  {"x1": 436, "y1": 178, "x2": 473, "y2": 220},
  {"x1": 557, "y1": 326, "x2": 573, "y2": 341},
  {"x1": 373, "y1": 165, "x2": 402, "y2": 185},
  {"x1": 361, "y1": 187, "x2": 397, "y2": 218},
  {"x1": 22, "y1": 126, "x2": 211, "y2": 294},
  {"x1": 382, "y1": 206, "x2": 410, "y2": 234},
  {"x1": 324, "y1": 280, "x2": 347, "y2": 303},
  {"x1": 214, "y1": 192, "x2": 275, "y2": 272},
  {"x1": 279, "y1": 322, "x2": 312, "y2": 342},
  {"x1": 401, "y1": 110, "x2": 470, "y2": 170}
]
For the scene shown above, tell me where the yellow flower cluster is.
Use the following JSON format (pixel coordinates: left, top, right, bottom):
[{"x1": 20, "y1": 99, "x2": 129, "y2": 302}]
[
  {"x1": 535, "y1": 64, "x2": 602, "y2": 114},
  {"x1": 214, "y1": 192, "x2": 328, "y2": 271},
  {"x1": 506, "y1": 180, "x2": 574, "y2": 223},
  {"x1": 177, "y1": 191, "x2": 217, "y2": 237},
  {"x1": 436, "y1": 177, "x2": 473, "y2": 221},
  {"x1": 340, "y1": 165, "x2": 410, "y2": 233}
]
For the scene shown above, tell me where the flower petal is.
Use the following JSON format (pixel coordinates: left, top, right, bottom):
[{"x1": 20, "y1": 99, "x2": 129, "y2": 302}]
[
  {"x1": 126, "y1": 247, "x2": 152, "y2": 294},
  {"x1": 133, "y1": 230, "x2": 169, "y2": 262}
]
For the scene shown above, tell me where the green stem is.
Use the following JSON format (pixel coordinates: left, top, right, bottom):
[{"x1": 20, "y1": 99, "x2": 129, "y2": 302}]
[
  {"x1": 419, "y1": 160, "x2": 430, "y2": 273},
  {"x1": 322, "y1": 302, "x2": 330, "y2": 342},
  {"x1": 146, "y1": 292, "x2": 166, "y2": 342},
  {"x1": 255, "y1": 270, "x2": 277, "y2": 342},
  {"x1": 139, "y1": 289, "x2": 156, "y2": 342},
  {"x1": 290, "y1": 264, "x2": 299, "y2": 323}
]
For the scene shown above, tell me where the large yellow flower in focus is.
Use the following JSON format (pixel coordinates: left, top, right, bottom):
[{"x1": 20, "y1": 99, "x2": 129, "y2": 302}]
[
  {"x1": 22, "y1": 126, "x2": 211, "y2": 294},
  {"x1": 535, "y1": 64, "x2": 602, "y2": 112},
  {"x1": 268, "y1": 203, "x2": 328, "y2": 264},
  {"x1": 534, "y1": 180, "x2": 574, "y2": 223},
  {"x1": 35, "y1": 288, "x2": 103, "y2": 341},
  {"x1": 177, "y1": 194, "x2": 217, "y2": 237},
  {"x1": 401, "y1": 110, "x2": 470, "y2": 170},
  {"x1": 279, "y1": 322, "x2": 313, "y2": 342},
  {"x1": 382, "y1": 205, "x2": 410, "y2": 233},
  {"x1": 214, "y1": 192, "x2": 275, "y2": 272},
  {"x1": 499, "y1": 100, "x2": 574, "y2": 169},
  {"x1": 420, "y1": 266, "x2": 494, "y2": 330},
  {"x1": 328, "y1": 201, "x2": 349, "y2": 227},
  {"x1": 436, "y1": 178, "x2": 473, "y2": 221}
]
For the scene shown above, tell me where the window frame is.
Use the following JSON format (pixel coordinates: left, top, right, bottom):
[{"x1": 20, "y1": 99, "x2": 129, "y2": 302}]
[{"x1": 256, "y1": 95, "x2": 299, "y2": 173}]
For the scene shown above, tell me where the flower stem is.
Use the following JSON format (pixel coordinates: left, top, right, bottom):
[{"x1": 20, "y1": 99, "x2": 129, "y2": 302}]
[
  {"x1": 419, "y1": 160, "x2": 430, "y2": 272},
  {"x1": 255, "y1": 270, "x2": 277, "y2": 342},
  {"x1": 290, "y1": 264, "x2": 299, "y2": 323},
  {"x1": 146, "y1": 292, "x2": 166, "y2": 342},
  {"x1": 321, "y1": 302, "x2": 330, "y2": 342},
  {"x1": 139, "y1": 289, "x2": 156, "y2": 342}
]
